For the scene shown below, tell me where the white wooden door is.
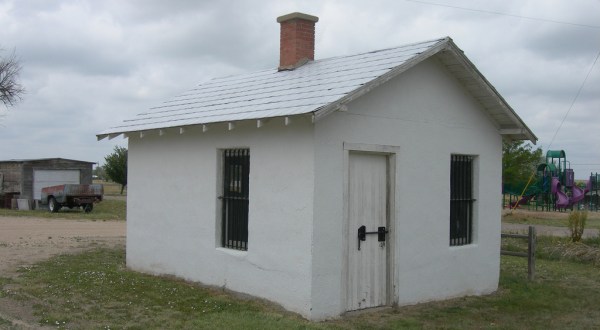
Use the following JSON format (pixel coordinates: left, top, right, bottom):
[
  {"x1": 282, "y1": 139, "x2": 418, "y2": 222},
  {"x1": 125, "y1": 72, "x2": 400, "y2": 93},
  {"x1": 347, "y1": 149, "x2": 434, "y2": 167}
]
[{"x1": 346, "y1": 151, "x2": 389, "y2": 311}]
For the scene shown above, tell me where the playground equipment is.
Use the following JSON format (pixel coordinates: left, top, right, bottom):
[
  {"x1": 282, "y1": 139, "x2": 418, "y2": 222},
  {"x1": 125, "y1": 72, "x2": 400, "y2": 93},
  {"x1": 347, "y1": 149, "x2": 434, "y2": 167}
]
[{"x1": 504, "y1": 150, "x2": 599, "y2": 211}]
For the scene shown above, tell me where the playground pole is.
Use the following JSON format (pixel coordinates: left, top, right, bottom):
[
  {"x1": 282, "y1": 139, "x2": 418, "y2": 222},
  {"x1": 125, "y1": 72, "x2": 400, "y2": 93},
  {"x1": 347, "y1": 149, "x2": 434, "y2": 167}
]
[{"x1": 511, "y1": 171, "x2": 537, "y2": 212}]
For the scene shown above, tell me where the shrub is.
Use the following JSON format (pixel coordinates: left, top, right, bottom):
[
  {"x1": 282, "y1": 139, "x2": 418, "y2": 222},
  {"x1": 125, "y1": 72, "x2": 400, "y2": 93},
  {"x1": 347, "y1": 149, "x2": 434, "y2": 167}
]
[{"x1": 568, "y1": 210, "x2": 587, "y2": 242}]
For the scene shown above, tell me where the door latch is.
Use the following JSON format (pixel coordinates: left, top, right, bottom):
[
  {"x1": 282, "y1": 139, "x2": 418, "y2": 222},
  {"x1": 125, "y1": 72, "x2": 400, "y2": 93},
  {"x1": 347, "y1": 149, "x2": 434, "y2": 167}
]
[
  {"x1": 377, "y1": 226, "x2": 388, "y2": 242},
  {"x1": 358, "y1": 225, "x2": 389, "y2": 250}
]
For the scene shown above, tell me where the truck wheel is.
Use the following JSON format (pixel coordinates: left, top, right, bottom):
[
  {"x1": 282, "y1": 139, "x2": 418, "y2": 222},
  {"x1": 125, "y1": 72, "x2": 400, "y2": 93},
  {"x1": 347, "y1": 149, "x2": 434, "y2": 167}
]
[
  {"x1": 84, "y1": 204, "x2": 93, "y2": 213},
  {"x1": 48, "y1": 197, "x2": 60, "y2": 213}
]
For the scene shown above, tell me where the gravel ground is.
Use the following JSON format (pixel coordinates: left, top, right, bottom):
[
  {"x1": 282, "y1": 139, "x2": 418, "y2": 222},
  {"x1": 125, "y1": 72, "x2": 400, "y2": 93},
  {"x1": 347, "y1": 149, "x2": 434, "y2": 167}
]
[
  {"x1": 0, "y1": 216, "x2": 125, "y2": 277},
  {"x1": 0, "y1": 216, "x2": 125, "y2": 329}
]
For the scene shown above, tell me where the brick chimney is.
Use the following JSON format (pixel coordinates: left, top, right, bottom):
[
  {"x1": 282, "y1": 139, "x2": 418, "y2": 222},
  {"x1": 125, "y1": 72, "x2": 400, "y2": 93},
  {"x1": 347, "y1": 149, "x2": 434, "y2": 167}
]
[{"x1": 277, "y1": 12, "x2": 319, "y2": 71}]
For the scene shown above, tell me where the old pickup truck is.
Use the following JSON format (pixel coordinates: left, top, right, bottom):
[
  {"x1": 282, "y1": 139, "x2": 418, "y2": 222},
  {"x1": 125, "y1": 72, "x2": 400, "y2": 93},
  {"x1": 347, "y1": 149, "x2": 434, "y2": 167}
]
[{"x1": 40, "y1": 184, "x2": 104, "y2": 213}]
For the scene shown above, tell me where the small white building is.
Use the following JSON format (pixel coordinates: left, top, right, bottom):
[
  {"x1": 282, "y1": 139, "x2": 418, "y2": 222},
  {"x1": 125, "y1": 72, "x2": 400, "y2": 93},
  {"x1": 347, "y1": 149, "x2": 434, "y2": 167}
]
[{"x1": 98, "y1": 13, "x2": 536, "y2": 320}]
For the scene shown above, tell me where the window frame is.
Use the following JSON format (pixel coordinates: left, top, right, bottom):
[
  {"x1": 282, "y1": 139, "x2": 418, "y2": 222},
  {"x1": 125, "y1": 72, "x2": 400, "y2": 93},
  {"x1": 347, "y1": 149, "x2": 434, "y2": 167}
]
[
  {"x1": 449, "y1": 154, "x2": 476, "y2": 246},
  {"x1": 219, "y1": 148, "x2": 250, "y2": 251}
]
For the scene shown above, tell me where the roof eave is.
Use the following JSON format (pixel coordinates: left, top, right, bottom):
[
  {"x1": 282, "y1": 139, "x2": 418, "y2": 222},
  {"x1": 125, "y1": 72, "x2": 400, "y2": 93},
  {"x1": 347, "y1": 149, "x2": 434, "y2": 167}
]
[
  {"x1": 499, "y1": 129, "x2": 537, "y2": 145},
  {"x1": 440, "y1": 39, "x2": 537, "y2": 144},
  {"x1": 313, "y1": 37, "x2": 537, "y2": 145}
]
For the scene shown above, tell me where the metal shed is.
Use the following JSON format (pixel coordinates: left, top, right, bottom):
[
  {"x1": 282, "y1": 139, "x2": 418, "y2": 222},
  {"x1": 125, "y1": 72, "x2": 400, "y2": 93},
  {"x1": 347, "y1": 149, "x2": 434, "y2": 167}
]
[{"x1": 0, "y1": 158, "x2": 94, "y2": 207}]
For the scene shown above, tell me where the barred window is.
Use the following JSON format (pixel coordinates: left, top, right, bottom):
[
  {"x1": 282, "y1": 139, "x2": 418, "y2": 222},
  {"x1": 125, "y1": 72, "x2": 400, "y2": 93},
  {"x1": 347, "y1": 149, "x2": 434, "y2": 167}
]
[
  {"x1": 220, "y1": 149, "x2": 250, "y2": 250},
  {"x1": 450, "y1": 155, "x2": 475, "y2": 246}
]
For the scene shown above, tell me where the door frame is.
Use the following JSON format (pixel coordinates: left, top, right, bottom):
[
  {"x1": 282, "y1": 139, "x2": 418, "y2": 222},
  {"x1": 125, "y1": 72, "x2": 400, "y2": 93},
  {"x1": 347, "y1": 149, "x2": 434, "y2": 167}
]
[{"x1": 342, "y1": 142, "x2": 399, "y2": 311}]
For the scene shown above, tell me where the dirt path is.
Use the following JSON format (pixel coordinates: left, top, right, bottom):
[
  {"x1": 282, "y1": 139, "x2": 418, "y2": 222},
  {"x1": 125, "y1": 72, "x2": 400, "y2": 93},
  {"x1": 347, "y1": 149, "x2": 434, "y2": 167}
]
[
  {"x1": 0, "y1": 216, "x2": 125, "y2": 328},
  {"x1": 0, "y1": 217, "x2": 125, "y2": 277}
]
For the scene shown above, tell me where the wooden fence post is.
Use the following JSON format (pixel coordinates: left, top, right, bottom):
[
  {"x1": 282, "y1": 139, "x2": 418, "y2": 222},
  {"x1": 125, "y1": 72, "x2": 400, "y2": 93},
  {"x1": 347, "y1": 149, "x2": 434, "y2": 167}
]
[
  {"x1": 528, "y1": 226, "x2": 536, "y2": 281},
  {"x1": 501, "y1": 226, "x2": 536, "y2": 280}
]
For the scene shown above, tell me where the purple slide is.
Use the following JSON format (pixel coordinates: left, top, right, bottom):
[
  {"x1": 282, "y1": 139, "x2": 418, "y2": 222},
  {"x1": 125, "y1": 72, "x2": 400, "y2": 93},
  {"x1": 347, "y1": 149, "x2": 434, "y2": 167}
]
[
  {"x1": 571, "y1": 179, "x2": 592, "y2": 205},
  {"x1": 552, "y1": 177, "x2": 591, "y2": 208},
  {"x1": 552, "y1": 177, "x2": 570, "y2": 209},
  {"x1": 510, "y1": 195, "x2": 533, "y2": 209}
]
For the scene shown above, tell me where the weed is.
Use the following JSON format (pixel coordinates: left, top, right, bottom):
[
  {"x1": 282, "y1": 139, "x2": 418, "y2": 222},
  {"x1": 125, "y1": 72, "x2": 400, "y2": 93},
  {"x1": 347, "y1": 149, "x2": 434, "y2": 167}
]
[{"x1": 568, "y1": 210, "x2": 587, "y2": 242}]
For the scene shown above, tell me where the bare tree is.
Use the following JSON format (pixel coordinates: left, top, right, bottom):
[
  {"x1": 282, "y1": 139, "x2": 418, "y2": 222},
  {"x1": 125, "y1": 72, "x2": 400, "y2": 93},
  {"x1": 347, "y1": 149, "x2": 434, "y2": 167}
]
[{"x1": 0, "y1": 49, "x2": 25, "y2": 107}]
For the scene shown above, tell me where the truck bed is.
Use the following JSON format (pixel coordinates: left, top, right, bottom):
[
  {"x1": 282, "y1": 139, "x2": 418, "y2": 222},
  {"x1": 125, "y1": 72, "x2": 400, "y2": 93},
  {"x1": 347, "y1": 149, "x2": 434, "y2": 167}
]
[{"x1": 40, "y1": 184, "x2": 104, "y2": 212}]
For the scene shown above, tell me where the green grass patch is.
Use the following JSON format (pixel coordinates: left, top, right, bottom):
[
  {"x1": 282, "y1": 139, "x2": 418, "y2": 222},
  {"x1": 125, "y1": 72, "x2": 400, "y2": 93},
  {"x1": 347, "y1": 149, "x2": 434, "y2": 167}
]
[
  {"x1": 0, "y1": 276, "x2": 13, "y2": 298},
  {"x1": 94, "y1": 180, "x2": 127, "y2": 196},
  {"x1": 16, "y1": 248, "x2": 320, "y2": 329},
  {"x1": 9, "y1": 246, "x2": 600, "y2": 329},
  {"x1": 0, "y1": 199, "x2": 126, "y2": 221},
  {"x1": 330, "y1": 256, "x2": 600, "y2": 329},
  {"x1": 0, "y1": 316, "x2": 13, "y2": 328}
]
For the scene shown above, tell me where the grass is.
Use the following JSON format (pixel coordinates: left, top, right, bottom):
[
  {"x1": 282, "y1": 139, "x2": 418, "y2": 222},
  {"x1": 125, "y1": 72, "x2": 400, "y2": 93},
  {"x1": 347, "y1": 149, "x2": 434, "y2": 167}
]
[
  {"x1": 13, "y1": 249, "x2": 320, "y2": 330},
  {"x1": 0, "y1": 316, "x2": 13, "y2": 328},
  {"x1": 0, "y1": 199, "x2": 126, "y2": 221},
  {"x1": 2, "y1": 244, "x2": 598, "y2": 329},
  {"x1": 502, "y1": 234, "x2": 600, "y2": 265},
  {"x1": 1, "y1": 206, "x2": 598, "y2": 328},
  {"x1": 0, "y1": 277, "x2": 12, "y2": 298},
  {"x1": 503, "y1": 209, "x2": 600, "y2": 229},
  {"x1": 347, "y1": 257, "x2": 600, "y2": 329},
  {"x1": 94, "y1": 180, "x2": 127, "y2": 196}
]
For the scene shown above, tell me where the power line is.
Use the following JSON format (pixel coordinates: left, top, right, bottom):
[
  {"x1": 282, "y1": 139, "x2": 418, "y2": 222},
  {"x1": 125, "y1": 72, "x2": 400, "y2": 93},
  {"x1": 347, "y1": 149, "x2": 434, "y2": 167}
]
[
  {"x1": 546, "y1": 48, "x2": 600, "y2": 150},
  {"x1": 405, "y1": 0, "x2": 600, "y2": 29},
  {"x1": 406, "y1": 0, "x2": 600, "y2": 183}
]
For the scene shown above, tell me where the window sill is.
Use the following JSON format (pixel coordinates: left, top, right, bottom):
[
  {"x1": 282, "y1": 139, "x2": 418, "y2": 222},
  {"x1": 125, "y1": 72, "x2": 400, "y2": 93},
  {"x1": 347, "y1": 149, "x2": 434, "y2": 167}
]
[
  {"x1": 216, "y1": 247, "x2": 248, "y2": 258},
  {"x1": 449, "y1": 243, "x2": 478, "y2": 251}
]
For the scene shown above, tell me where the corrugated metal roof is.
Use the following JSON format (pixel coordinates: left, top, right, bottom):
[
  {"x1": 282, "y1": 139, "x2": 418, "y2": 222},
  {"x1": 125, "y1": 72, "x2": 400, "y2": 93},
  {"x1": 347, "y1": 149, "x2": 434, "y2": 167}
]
[{"x1": 98, "y1": 37, "x2": 536, "y2": 143}]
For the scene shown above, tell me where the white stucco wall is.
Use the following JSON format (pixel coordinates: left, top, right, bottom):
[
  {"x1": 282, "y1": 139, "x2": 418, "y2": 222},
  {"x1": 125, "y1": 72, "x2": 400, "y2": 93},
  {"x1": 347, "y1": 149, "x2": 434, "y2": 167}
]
[
  {"x1": 126, "y1": 119, "x2": 315, "y2": 316},
  {"x1": 127, "y1": 55, "x2": 506, "y2": 320},
  {"x1": 310, "y1": 56, "x2": 502, "y2": 319}
]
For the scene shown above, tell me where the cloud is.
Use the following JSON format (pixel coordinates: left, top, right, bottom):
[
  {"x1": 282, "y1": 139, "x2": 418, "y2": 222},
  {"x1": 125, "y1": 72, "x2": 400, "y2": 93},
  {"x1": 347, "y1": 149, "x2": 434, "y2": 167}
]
[{"x1": 0, "y1": 0, "x2": 598, "y2": 177}]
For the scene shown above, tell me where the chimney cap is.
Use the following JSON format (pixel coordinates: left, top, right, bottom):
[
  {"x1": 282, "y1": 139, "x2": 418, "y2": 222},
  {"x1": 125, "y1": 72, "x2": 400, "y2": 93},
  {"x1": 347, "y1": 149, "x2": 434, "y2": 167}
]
[{"x1": 276, "y1": 12, "x2": 319, "y2": 23}]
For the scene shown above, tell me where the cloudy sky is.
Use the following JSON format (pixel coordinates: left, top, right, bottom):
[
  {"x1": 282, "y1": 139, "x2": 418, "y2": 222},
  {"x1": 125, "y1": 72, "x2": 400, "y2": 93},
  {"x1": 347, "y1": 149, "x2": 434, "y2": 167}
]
[{"x1": 0, "y1": 0, "x2": 598, "y2": 178}]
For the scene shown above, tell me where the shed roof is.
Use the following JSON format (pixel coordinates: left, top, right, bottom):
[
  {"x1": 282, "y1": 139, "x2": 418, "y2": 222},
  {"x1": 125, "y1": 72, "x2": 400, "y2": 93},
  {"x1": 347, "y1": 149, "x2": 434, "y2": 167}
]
[
  {"x1": 0, "y1": 158, "x2": 95, "y2": 164},
  {"x1": 98, "y1": 37, "x2": 536, "y2": 143}
]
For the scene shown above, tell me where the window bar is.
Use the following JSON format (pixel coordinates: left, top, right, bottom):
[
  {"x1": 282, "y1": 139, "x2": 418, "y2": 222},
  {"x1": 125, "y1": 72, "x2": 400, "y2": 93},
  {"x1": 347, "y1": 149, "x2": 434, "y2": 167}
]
[
  {"x1": 222, "y1": 150, "x2": 230, "y2": 248},
  {"x1": 463, "y1": 155, "x2": 467, "y2": 245},
  {"x1": 227, "y1": 150, "x2": 237, "y2": 248},
  {"x1": 232, "y1": 149, "x2": 237, "y2": 249},
  {"x1": 231, "y1": 149, "x2": 236, "y2": 249},
  {"x1": 467, "y1": 156, "x2": 472, "y2": 244},
  {"x1": 461, "y1": 155, "x2": 466, "y2": 245},
  {"x1": 236, "y1": 149, "x2": 242, "y2": 250},
  {"x1": 231, "y1": 150, "x2": 234, "y2": 248},
  {"x1": 451, "y1": 155, "x2": 457, "y2": 245},
  {"x1": 233, "y1": 149, "x2": 242, "y2": 249},
  {"x1": 243, "y1": 148, "x2": 249, "y2": 250},
  {"x1": 235, "y1": 149, "x2": 241, "y2": 250},
  {"x1": 239, "y1": 149, "x2": 244, "y2": 250}
]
